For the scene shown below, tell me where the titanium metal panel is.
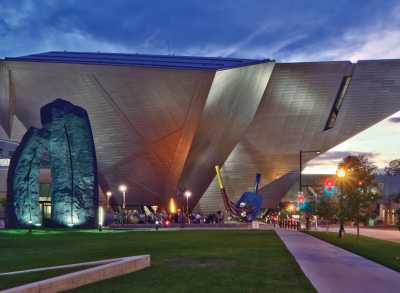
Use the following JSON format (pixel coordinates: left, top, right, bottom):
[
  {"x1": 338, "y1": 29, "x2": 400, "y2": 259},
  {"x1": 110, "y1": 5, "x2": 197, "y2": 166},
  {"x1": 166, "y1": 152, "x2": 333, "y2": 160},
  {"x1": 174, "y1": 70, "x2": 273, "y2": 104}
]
[
  {"x1": 324, "y1": 60, "x2": 400, "y2": 148},
  {"x1": 0, "y1": 62, "x2": 13, "y2": 136},
  {"x1": 198, "y1": 60, "x2": 400, "y2": 211},
  {"x1": 2, "y1": 61, "x2": 215, "y2": 206},
  {"x1": 178, "y1": 62, "x2": 275, "y2": 209},
  {"x1": 197, "y1": 62, "x2": 352, "y2": 212}
]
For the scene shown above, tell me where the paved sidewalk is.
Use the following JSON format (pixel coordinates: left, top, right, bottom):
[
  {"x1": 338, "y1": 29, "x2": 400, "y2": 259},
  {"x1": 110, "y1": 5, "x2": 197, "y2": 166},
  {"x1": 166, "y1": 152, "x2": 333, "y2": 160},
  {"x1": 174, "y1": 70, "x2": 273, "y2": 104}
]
[
  {"x1": 315, "y1": 226, "x2": 400, "y2": 243},
  {"x1": 276, "y1": 229, "x2": 400, "y2": 293}
]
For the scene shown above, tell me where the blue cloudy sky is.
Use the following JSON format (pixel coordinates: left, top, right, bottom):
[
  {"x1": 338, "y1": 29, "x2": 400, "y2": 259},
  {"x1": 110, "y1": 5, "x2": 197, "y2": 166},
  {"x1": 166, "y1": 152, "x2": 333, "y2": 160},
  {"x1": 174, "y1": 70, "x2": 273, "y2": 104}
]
[
  {"x1": 1, "y1": 0, "x2": 400, "y2": 172},
  {"x1": 1, "y1": 0, "x2": 400, "y2": 61}
]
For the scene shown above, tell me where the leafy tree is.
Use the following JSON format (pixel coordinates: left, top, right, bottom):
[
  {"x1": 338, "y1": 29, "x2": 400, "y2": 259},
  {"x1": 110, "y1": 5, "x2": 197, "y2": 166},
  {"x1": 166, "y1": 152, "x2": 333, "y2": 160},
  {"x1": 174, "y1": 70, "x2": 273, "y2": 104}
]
[
  {"x1": 316, "y1": 195, "x2": 338, "y2": 230},
  {"x1": 337, "y1": 155, "x2": 380, "y2": 238}
]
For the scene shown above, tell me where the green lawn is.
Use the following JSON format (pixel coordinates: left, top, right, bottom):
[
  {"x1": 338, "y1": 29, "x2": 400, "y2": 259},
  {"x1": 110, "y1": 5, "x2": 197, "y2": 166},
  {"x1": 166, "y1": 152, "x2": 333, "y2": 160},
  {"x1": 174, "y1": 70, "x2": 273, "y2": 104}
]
[
  {"x1": 0, "y1": 229, "x2": 315, "y2": 293},
  {"x1": 308, "y1": 231, "x2": 400, "y2": 272}
]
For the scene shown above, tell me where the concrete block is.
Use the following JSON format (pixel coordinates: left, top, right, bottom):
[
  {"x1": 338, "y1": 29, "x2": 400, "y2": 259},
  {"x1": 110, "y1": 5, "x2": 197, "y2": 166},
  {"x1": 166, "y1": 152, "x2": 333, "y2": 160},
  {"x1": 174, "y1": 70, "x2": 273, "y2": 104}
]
[{"x1": 1, "y1": 255, "x2": 150, "y2": 293}]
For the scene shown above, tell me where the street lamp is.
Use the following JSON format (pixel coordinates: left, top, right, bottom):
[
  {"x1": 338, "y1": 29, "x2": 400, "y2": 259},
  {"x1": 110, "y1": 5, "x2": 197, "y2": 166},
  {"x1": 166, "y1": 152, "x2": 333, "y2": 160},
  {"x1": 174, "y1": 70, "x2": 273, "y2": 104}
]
[
  {"x1": 337, "y1": 168, "x2": 346, "y2": 178},
  {"x1": 337, "y1": 168, "x2": 346, "y2": 238},
  {"x1": 119, "y1": 184, "x2": 127, "y2": 224},
  {"x1": 184, "y1": 190, "x2": 192, "y2": 223},
  {"x1": 119, "y1": 185, "x2": 127, "y2": 209},
  {"x1": 106, "y1": 191, "x2": 112, "y2": 209},
  {"x1": 299, "y1": 150, "x2": 321, "y2": 230},
  {"x1": 299, "y1": 150, "x2": 321, "y2": 192}
]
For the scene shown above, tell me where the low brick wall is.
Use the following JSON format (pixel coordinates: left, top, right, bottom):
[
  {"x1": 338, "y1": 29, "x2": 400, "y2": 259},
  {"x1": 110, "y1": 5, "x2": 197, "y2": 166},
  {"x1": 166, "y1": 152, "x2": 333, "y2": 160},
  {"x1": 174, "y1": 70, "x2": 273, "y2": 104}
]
[{"x1": 1, "y1": 255, "x2": 150, "y2": 293}]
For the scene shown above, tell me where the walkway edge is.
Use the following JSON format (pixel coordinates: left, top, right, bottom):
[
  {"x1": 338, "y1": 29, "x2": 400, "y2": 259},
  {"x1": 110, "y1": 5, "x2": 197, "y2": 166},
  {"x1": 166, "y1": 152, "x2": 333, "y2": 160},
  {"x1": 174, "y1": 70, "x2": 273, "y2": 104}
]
[{"x1": 275, "y1": 228, "x2": 400, "y2": 293}]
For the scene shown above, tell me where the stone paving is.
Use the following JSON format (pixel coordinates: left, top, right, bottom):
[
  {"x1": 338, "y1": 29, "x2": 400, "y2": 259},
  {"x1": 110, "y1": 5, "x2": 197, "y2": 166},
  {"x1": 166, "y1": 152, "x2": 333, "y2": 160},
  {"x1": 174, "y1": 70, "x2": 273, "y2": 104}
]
[{"x1": 276, "y1": 228, "x2": 400, "y2": 293}]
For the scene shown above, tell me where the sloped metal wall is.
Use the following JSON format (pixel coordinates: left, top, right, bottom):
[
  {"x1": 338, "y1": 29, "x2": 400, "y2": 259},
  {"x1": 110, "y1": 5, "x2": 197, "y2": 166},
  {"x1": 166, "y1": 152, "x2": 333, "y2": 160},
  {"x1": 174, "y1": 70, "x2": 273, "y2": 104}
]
[{"x1": 197, "y1": 60, "x2": 400, "y2": 211}]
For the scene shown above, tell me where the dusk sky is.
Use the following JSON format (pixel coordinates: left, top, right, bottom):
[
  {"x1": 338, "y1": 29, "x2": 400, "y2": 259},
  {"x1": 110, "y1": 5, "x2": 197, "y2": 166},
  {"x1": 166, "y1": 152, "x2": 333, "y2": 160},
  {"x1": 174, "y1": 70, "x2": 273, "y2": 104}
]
[{"x1": 1, "y1": 0, "x2": 400, "y2": 172}]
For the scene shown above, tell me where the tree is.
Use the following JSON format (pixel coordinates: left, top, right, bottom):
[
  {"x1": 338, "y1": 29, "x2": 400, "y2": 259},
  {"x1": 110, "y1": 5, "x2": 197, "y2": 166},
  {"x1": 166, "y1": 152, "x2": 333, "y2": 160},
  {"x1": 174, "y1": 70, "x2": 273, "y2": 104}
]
[
  {"x1": 316, "y1": 195, "x2": 338, "y2": 230},
  {"x1": 337, "y1": 155, "x2": 380, "y2": 238}
]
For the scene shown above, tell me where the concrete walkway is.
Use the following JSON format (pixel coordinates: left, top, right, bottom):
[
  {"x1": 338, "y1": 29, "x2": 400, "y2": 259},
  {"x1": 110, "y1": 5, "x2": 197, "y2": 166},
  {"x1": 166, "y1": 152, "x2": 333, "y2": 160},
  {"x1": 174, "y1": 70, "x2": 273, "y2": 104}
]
[
  {"x1": 276, "y1": 229, "x2": 400, "y2": 293},
  {"x1": 316, "y1": 226, "x2": 400, "y2": 243}
]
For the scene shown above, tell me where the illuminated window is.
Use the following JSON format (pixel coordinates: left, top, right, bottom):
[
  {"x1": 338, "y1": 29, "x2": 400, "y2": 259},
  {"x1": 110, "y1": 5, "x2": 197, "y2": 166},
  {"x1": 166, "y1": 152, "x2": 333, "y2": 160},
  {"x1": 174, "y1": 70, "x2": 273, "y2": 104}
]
[
  {"x1": 0, "y1": 158, "x2": 10, "y2": 167},
  {"x1": 324, "y1": 76, "x2": 352, "y2": 130}
]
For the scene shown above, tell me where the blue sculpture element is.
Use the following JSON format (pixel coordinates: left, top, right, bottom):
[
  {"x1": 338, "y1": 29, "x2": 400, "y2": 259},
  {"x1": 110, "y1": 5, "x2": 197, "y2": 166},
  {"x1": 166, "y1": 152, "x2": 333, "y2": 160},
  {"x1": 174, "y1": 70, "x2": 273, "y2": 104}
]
[
  {"x1": 7, "y1": 99, "x2": 98, "y2": 228},
  {"x1": 7, "y1": 128, "x2": 49, "y2": 227},
  {"x1": 236, "y1": 191, "x2": 263, "y2": 220},
  {"x1": 235, "y1": 173, "x2": 263, "y2": 221}
]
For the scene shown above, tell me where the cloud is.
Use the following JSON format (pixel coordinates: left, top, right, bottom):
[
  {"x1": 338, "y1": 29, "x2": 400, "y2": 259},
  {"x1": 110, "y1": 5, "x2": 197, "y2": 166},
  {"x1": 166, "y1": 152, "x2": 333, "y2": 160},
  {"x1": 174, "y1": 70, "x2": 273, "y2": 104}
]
[
  {"x1": 305, "y1": 151, "x2": 379, "y2": 167},
  {"x1": 0, "y1": 0, "x2": 34, "y2": 29},
  {"x1": 0, "y1": 28, "x2": 137, "y2": 58},
  {"x1": 281, "y1": 5, "x2": 400, "y2": 62},
  {"x1": 181, "y1": 33, "x2": 307, "y2": 59},
  {"x1": 1, "y1": 1, "x2": 399, "y2": 63}
]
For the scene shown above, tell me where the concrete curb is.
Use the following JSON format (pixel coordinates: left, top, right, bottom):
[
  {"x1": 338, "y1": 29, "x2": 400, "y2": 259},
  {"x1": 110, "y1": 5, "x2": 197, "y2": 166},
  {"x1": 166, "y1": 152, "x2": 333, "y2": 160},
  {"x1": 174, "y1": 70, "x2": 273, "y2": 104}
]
[{"x1": 1, "y1": 255, "x2": 150, "y2": 293}]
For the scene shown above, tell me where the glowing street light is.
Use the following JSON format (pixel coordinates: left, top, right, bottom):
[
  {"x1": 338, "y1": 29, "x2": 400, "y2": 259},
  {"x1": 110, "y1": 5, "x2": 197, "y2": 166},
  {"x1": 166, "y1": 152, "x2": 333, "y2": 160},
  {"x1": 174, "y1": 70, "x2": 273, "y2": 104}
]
[
  {"x1": 119, "y1": 184, "x2": 127, "y2": 225},
  {"x1": 98, "y1": 206, "x2": 104, "y2": 231},
  {"x1": 119, "y1": 184, "x2": 127, "y2": 209},
  {"x1": 337, "y1": 168, "x2": 346, "y2": 178},
  {"x1": 184, "y1": 190, "x2": 192, "y2": 223},
  {"x1": 106, "y1": 191, "x2": 112, "y2": 208}
]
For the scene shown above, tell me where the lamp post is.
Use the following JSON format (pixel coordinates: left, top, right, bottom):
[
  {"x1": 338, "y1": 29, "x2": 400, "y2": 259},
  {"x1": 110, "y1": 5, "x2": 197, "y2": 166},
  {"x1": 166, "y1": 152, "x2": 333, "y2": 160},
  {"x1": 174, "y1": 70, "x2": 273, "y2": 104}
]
[
  {"x1": 106, "y1": 191, "x2": 112, "y2": 209},
  {"x1": 299, "y1": 150, "x2": 321, "y2": 192},
  {"x1": 299, "y1": 150, "x2": 321, "y2": 230},
  {"x1": 337, "y1": 168, "x2": 346, "y2": 238},
  {"x1": 184, "y1": 190, "x2": 192, "y2": 224},
  {"x1": 119, "y1": 185, "x2": 127, "y2": 224}
]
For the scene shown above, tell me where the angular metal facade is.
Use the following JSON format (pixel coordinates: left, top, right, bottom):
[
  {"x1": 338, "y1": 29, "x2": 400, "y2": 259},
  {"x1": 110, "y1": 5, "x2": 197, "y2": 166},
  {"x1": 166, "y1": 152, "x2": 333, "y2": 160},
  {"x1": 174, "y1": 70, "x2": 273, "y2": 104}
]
[
  {"x1": 198, "y1": 61, "x2": 400, "y2": 212},
  {"x1": 1, "y1": 52, "x2": 400, "y2": 212}
]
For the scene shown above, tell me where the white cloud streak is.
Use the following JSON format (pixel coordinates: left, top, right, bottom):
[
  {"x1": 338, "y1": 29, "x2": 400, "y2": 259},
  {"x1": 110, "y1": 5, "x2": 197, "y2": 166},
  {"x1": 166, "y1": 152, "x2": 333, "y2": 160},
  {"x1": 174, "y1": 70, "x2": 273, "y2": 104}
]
[{"x1": 282, "y1": 5, "x2": 400, "y2": 62}]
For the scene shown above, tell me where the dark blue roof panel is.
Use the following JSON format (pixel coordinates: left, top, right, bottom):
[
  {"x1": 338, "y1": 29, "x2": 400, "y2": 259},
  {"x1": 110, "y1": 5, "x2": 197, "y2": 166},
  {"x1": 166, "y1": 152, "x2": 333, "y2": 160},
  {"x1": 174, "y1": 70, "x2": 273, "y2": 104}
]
[{"x1": 5, "y1": 51, "x2": 271, "y2": 70}]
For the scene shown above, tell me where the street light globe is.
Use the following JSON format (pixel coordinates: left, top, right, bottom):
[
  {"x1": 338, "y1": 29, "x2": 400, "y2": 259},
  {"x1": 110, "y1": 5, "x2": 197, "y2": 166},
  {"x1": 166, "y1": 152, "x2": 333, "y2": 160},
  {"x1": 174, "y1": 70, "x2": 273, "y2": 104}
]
[
  {"x1": 119, "y1": 184, "x2": 127, "y2": 192},
  {"x1": 337, "y1": 168, "x2": 346, "y2": 178},
  {"x1": 184, "y1": 190, "x2": 192, "y2": 198},
  {"x1": 106, "y1": 191, "x2": 112, "y2": 197}
]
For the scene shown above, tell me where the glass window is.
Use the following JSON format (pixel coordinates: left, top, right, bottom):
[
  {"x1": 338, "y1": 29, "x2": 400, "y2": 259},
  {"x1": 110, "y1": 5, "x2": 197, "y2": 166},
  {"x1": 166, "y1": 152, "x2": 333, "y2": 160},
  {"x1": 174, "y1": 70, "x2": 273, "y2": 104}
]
[{"x1": 324, "y1": 76, "x2": 352, "y2": 130}]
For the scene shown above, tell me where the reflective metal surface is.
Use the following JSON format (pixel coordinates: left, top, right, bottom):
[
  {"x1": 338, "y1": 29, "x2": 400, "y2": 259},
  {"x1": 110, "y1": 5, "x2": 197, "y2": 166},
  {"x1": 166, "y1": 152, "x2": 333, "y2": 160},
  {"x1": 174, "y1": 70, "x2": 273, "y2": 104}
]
[
  {"x1": 2, "y1": 56, "x2": 400, "y2": 211},
  {"x1": 199, "y1": 61, "x2": 400, "y2": 211}
]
